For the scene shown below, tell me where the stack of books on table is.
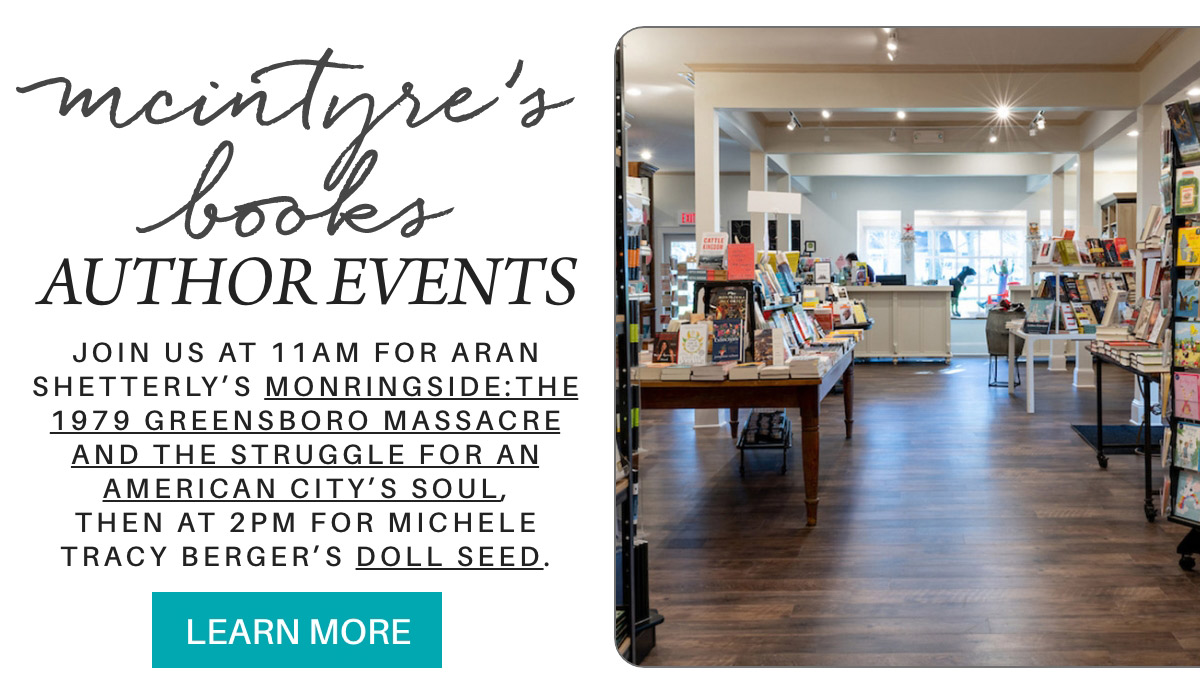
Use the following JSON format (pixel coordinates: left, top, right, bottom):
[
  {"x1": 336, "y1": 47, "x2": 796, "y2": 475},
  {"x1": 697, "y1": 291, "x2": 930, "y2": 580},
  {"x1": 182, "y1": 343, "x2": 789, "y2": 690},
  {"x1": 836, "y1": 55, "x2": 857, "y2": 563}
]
[
  {"x1": 634, "y1": 363, "x2": 668, "y2": 381},
  {"x1": 1130, "y1": 349, "x2": 1169, "y2": 373},
  {"x1": 691, "y1": 362, "x2": 734, "y2": 381},
  {"x1": 660, "y1": 365, "x2": 693, "y2": 381},
  {"x1": 1088, "y1": 339, "x2": 1158, "y2": 363},
  {"x1": 729, "y1": 362, "x2": 764, "y2": 380},
  {"x1": 759, "y1": 364, "x2": 793, "y2": 379}
]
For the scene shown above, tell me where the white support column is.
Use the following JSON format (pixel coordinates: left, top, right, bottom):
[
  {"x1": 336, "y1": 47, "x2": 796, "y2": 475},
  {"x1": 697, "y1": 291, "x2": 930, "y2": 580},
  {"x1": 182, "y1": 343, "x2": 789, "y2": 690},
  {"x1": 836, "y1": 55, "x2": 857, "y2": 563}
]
[
  {"x1": 1049, "y1": 170, "x2": 1068, "y2": 371},
  {"x1": 776, "y1": 175, "x2": 793, "y2": 251},
  {"x1": 1133, "y1": 103, "x2": 1164, "y2": 425},
  {"x1": 750, "y1": 150, "x2": 769, "y2": 251},
  {"x1": 1074, "y1": 150, "x2": 1096, "y2": 388},
  {"x1": 692, "y1": 85, "x2": 722, "y2": 429}
]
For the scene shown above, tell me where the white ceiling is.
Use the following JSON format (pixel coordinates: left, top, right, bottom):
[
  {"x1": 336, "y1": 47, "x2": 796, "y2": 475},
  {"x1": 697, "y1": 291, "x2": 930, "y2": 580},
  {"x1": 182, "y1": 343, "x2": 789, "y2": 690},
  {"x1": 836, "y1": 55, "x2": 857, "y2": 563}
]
[{"x1": 621, "y1": 27, "x2": 1176, "y2": 173}]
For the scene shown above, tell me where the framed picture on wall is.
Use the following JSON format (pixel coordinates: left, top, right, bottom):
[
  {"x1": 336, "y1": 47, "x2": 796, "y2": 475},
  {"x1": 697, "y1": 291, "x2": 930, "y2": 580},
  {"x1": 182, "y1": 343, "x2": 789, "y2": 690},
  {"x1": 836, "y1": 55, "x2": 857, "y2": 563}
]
[{"x1": 804, "y1": 240, "x2": 817, "y2": 254}]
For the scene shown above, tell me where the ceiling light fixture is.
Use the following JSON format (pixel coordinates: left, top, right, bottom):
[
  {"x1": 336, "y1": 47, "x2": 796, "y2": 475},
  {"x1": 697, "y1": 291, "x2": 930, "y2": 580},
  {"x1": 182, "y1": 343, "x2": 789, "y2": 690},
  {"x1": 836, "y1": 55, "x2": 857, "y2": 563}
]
[
  {"x1": 996, "y1": 105, "x2": 1011, "y2": 120},
  {"x1": 886, "y1": 31, "x2": 898, "y2": 52},
  {"x1": 821, "y1": 109, "x2": 831, "y2": 119},
  {"x1": 988, "y1": 128, "x2": 998, "y2": 144},
  {"x1": 626, "y1": 87, "x2": 641, "y2": 97},
  {"x1": 896, "y1": 110, "x2": 906, "y2": 120},
  {"x1": 1128, "y1": 130, "x2": 1139, "y2": 137},
  {"x1": 1029, "y1": 126, "x2": 1037, "y2": 137},
  {"x1": 677, "y1": 72, "x2": 695, "y2": 86},
  {"x1": 1190, "y1": 87, "x2": 1200, "y2": 97},
  {"x1": 786, "y1": 110, "x2": 800, "y2": 131},
  {"x1": 639, "y1": 149, "x2": 652, "y2": 160},
  {"x1": 888, "y1": 128, "x2": 897, "y2": 143},
  {"x1": 1028, "y1": 110, "x2": 1045, "y2": 135},
  {"x1": 823, "y1": 129, "x2": 831, "y2": 143}
]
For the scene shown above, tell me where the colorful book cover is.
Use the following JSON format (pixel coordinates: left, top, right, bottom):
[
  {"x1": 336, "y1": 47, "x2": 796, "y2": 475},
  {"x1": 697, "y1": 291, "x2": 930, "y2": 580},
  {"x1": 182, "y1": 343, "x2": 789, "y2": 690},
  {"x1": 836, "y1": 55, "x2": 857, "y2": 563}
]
[
  {"x1": 707, "y1": 285, "x2": 749, "y2": 322},
  {"x1": 1180, "y1": 227, "x2": 1200, "y2": 266},
  {"x1": 1177, "y1": 168, "x2": 1199, "y2": 216},
  {"x1": 1176, "y1": 373, "x2": 1200, "y2": 421},
  {"x1": 1178, "y1": 279, "x2": 1200, "y2": 319},
  {"x1": 1101, "y1": 239, "x2": 1120, "y2": 266},
  {"x1": 1174, "y1": 469, "x2": 1200, "y2": 523},
  {"x1": 1176, "y1": 421, "x2": 1200, "y2": 471},
  {"x1": 698, "y1": 232, "x2": 728, "y2": 270},
  {"x1": 1024, "y1": 298, "x2": 1054, "y2": 334},
  {"x1": 711, "y1": 319, "x2": 743, "y2": 362},
  {"x1": 652, "y1": 332, "x2": 678, "y2": 363},
  {"x1": 1114, "y1": 237, "x2": 1133, "y2": 266},
  {"x1": 1166, "y1": 100, "x2": 1200, "y2": 164},
  {"x1": 1176, "y1": 322, "x2": 1200, "y2": 368},
  {"x1": 726, "y1": 243, "x2": 755, "y2": 281},
  {"x1": 677, "y1": 323, "x2": 708, "y2": 366}
]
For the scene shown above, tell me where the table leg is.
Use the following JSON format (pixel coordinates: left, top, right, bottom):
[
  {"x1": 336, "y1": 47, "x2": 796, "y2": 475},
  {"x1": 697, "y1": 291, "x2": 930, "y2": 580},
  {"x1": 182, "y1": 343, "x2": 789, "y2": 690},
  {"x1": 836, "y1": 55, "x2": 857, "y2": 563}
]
[
  {"x1": 1143, "y1": 376, "x2": 1156, "y2": 522},
  {"x1": 1025, "y1": 335, "x2": 1036, "y2": 414},
  {"x1": 842, "y1": 361, "x2": 855, "y2": 439},
  {"x1": 729, "y1": 408, "x2": 739, "y2": 440},
  {"x1": 1008, "y1": 330, "x2": 1016, "y2": 395},
  {"x1": 1096, "y1": 357, "x2": 1106, "y2": 469},
  {"x1": 800, "y1": 390, "x2": 820, "y2": 527}
]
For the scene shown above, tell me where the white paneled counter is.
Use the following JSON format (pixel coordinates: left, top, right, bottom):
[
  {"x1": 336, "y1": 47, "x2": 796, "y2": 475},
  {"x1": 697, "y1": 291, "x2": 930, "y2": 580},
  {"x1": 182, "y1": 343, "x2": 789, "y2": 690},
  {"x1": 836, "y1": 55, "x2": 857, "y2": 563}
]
[{"x1": 847, "y1": 286, "x2": 952, "y2": 362}]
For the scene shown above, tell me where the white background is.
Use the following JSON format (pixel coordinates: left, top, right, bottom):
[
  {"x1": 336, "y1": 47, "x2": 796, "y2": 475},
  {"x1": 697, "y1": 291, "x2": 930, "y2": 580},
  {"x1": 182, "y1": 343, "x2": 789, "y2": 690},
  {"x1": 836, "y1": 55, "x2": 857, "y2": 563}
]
[{"x1": 0, "y1": 1, "x2": 1168, "y2": 695}]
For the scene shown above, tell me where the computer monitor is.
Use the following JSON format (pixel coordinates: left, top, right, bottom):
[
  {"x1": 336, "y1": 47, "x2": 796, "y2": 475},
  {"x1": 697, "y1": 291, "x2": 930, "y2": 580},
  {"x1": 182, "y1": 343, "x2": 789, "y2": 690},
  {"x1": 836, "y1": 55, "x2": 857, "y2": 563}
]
[{"x1": 877, "y1": 274, "x2": 907, "y2": 286}]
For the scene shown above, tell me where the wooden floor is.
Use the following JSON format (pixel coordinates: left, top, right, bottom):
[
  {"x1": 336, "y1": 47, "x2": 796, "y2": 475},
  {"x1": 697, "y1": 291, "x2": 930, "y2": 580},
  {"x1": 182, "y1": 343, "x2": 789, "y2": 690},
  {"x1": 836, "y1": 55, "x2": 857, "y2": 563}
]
[{"x1": 637, "y1": 358, "x2": 1200, "y2": 666}]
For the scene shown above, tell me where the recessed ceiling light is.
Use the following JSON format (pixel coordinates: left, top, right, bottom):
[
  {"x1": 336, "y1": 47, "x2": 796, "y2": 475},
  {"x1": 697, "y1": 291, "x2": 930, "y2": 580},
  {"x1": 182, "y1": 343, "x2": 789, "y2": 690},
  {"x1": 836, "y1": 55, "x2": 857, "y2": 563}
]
[
  {"x1": 882, "y1": 27, "x2": 892, "y2": 33},
  {"x1": 996, "y1": 105, "x2": 1011, "y2": 120},
  {"x1": 1190, "y1": 87, "x2": 1200, "y2": 97},
  {"x1": 896, "y1": 110, "x2": 906, "y2": 120},
  {"x1": 1127, "y1": 130, "x2": 1139, "y2": 137},
  {"x1": 821, "y1": 109, "x2": 831, "y2": 119},
  {"x1": 988, "y1": 128, "x2": 998, "y2": 144},
  {"x1": 639, "y1": 149, "x2": 652, "y2": 159},
  {"x1": 627, "y1": 87, "x2": 641, "y2": 97},
  {"x1": 886, "y1": 32, "x2": 898, "y2": 52}
]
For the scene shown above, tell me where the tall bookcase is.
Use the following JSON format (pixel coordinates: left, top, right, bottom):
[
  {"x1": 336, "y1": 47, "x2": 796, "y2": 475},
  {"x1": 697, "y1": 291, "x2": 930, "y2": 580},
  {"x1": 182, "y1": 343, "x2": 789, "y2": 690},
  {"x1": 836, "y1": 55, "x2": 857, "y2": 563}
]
[{"x1": 1165, "y1": 110, "x2": 1200, "y2": 571}]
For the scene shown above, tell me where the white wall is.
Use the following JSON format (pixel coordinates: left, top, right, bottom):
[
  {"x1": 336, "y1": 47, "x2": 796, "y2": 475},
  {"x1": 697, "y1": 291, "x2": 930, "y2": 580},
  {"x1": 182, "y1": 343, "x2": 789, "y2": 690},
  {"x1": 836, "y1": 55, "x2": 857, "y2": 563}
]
[{"x1": 654, "y1": 171, "x2": 1139, "y2": 257}]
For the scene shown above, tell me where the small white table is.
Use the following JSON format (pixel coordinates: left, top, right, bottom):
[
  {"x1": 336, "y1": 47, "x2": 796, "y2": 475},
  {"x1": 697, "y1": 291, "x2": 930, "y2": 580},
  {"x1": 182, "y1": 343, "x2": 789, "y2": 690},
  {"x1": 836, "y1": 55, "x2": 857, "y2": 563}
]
[{"x1": 1007, "y1": 326, "x2": 1096, "y2": 413}]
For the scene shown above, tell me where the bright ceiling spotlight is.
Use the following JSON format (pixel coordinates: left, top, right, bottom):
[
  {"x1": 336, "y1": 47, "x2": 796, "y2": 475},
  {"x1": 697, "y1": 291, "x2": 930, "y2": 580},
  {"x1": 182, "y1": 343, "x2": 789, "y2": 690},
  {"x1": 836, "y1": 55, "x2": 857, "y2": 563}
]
[
  {"x1": 988, "y1": 128, "x2": 998, "y2": 144},
  {"x1": 1029, "y1": 127, "x2": 1037, "y2": 137},
  {"x1": 639, "y1": 149, "x2": 652, "y2": 160},
  {"x1": 896, "y1": 110, "x2": 906, "y2": 120},
  {"x1": 626, "y1": 87, "x2": 641, "y2": 97},
  {"x1": 886, "y1": 31, "x2": 898, "y2": 52},
  {"x1": 1128, "y1": 130, "x2": 1140, "y2": 137},
  {"x1": 786, "y1": 110, "x2": 800, "y2": 131},
  {"x1": 1189, "y1": 87, "x2": 1200, "y2": 97},
  {"x1": 888, "y1": 128, "x2": 897, "y2": 143},
  {"x1": 821, "y1": 109, "x2": 831, "y2": 119},
  {"x1": 996, "y1": 105, "x2": 1011, "y2": 120}
]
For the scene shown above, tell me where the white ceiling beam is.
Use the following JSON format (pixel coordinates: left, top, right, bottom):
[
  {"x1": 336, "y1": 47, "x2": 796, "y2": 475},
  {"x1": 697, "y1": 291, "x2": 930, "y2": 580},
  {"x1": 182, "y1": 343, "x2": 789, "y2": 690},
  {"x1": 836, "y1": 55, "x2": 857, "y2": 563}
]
[
  {"x1": 787, "y1": 152, "x2": 1062, "y2": 177},
  {"x1": 764, "y1": 123, "x2": 1082, "y2": 155},
  {"x1": 716, "y1": 109, "x2": 765, "y2": 152},
  {"x1": 1138, "y1": 28, "x2": 1200, "y2": 105},
  {"x1": 790, "y1": 175, "x2": 812, "y2": 194},
  {"x1": 767, "y1": 153, "x2": 790, "y2": 174},
  {"x1": 695, "y1": 71, "x2": 1141, "y2": 112},
  {"x1": 1026, "y1": 175, "x2": 1051, "y2": 193},
  {"x1": 1077, "y1": 110, "x2": 1138, "y2": 151}
]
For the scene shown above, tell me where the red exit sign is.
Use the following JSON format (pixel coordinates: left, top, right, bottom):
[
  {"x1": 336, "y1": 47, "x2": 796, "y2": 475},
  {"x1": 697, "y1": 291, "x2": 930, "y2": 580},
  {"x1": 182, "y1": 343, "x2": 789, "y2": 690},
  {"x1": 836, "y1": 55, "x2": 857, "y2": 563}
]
[{"x1": 680, "y1": 212, "x2": 696, "y2": 225}]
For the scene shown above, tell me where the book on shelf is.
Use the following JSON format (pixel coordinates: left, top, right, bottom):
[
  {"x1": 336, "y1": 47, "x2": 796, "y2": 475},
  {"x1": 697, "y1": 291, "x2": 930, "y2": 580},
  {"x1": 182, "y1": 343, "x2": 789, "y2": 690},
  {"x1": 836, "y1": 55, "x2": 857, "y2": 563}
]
[
  {"x1": 1139, "y1": 204, "x2": 1163, "y2": 245},
  {"x1": 711, "y1": 318, "x2": 743, "y2": 362},
  {"x1": 660, "y1": 364, "x2": 694, "y2": 381},
  {"x1": 1024, "y1": 298, "x2": 1055, "y2": 334},
  {"x1": 677, "y1": 323, "x2": 708, "y2": 365},
  {"x1": 698, "y1": 232, "x2": 728, "y2": 270},
  {"x1": 1036, "y1": 241, "x2": 1054, "y2": 264},
  {"x1": 1176, "y1": 421, "x2": 1200, "y2": 471},
  {"x1": 1176, "y1": 321, "x2": 1200, "y2": 369},
  {"x1": 634, "y1": 363, "x2": 669, "y2": 381},
  {"x1": 1179, "y1": 167, "x2": 1200, "y2": 216},
  {"x1": 1166, "y1": 99, "x2": 1200, "y2": 164},
  {"x1": 652, "y1": 332, "x2": 679, "y2": 363},
  {"x1": 726, "y1": 243, "x2": 755, "y2": 281},
  {"x1": 1175, "y1": 470, "x2": 1200, "y2": 524},
  {"x1": 1178, "y1": 279, "x2": 1200, "y2": 319},
  {"x1": 729, "y1": 362, "x2": 763, "y2": 380},
  {"x1": 1149, "y1": 307, "x2": 1167, "y2": 345},
  {"x1": 1059, "y1": 304, "x2": 1079, "y2": 333},
  {"x1": 1177, "y1": 373, "x2": 1200, "y2": 421},
  {"x1": 1056, "y1": 238, "x2": 1081, "y2": 266},
  {"x1": 1180, "y1": 227, "x2": 1200, "y2": 266},
  {"x1": 759, "y1": 364, "x2": 792, "y2": 378},
  {"x1": 754, "y1": 328, "x2": 786, "y2": 366}
]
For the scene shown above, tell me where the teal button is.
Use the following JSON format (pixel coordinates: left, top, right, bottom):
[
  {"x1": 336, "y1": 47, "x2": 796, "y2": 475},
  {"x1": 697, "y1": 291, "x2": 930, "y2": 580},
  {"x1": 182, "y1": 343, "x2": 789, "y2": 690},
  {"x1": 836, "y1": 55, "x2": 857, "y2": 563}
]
[{"x1": 152, "y1": 592, "x2": 441, "y2": 668}]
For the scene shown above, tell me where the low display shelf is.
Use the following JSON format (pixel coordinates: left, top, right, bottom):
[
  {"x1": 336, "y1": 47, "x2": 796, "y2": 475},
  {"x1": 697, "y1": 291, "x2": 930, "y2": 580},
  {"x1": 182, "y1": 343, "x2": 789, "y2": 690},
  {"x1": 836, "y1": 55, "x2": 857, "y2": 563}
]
[{"x1": 736, "y1": 410, "x2": 792, "y2": 475}]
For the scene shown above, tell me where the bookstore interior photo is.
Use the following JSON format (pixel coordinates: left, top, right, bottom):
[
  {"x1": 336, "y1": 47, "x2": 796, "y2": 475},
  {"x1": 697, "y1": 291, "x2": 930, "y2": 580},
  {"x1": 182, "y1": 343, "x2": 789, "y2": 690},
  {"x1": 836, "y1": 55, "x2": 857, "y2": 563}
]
[{"x1": 613, "y1": 27, "x2": 1200, "y2": 666}]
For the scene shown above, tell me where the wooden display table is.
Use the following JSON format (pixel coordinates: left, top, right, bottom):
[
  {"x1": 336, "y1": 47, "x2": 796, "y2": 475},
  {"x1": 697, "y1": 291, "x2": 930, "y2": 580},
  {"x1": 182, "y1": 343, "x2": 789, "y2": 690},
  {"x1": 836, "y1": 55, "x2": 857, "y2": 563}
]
[{"x1": 638, "y1": 350, "x2": 855, "y2": 526}]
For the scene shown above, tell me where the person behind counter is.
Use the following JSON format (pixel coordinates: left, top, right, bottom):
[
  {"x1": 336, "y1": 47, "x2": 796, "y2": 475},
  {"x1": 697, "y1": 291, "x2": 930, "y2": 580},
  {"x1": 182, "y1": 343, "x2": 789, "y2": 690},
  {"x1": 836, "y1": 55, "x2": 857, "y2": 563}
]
[{"x1": 844, "y1": 252, "x2": 876, "y2": 283}]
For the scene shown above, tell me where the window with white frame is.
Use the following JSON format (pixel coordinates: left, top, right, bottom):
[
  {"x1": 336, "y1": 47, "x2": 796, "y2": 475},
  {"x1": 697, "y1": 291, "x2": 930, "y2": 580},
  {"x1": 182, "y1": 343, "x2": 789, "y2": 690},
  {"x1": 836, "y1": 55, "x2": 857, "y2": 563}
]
[
  {"x1": 913, "y1": 211, "x2": 1030, "y2": 317},
  {"x1": 856, "y1": 210, "x2": 903, "y2": 276}
]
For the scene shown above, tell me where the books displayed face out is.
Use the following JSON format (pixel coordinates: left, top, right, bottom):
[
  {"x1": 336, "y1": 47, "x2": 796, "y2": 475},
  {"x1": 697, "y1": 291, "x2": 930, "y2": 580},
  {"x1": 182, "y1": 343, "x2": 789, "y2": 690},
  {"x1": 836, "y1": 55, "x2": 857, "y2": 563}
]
[
  {"x1": 1181, "y1": 227, "x2": 1200, "y2": 266},
  {"x1": 711, "y1": 318, "x2": 743, "y2": 362},
  {"x1": 1166, "y1": 100, "x2": 1200, "y2": 164},
  {"x1": 726, "y1": 243, "x2": 755, "y2": 281},
  {"x1": 1179, "y1": 279, "x2": 1200, "y2": 319},
  {"x1": 1176, "y1": 470, "x2": 1200, "y2": 524},
  {"x1": 1176, "y1": 322, "x2": 1200, "y2": 369},
  {"x1": 652, "y1": 332, "x2": 678, "y2": 363},
  {"x1": 1024, "y1": 298, "x2": 1055, "y2": 334},
  {"x1": 677, "y1": 323, "x2": 708, "y2": 366},
  {"x1": 1177, "y1": 373, "x2": 1200, "y2": 421},
  {"x1": 1176, "y1": 421, "x2": 1200, "y2": 472},
  {"x1": 698, "y1": 232, "x2": 728, "y2": 270},
  {"x1": 1177, "y1": 168, "x2": 1200, "y2": 216}
]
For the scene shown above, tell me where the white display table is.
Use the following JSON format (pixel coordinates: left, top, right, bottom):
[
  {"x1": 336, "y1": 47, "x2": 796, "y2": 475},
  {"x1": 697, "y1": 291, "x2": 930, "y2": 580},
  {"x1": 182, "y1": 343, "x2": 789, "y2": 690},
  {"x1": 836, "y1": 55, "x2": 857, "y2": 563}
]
[{"x1": 1007, "y1": 325, "x2": 1096, "y2": 413}]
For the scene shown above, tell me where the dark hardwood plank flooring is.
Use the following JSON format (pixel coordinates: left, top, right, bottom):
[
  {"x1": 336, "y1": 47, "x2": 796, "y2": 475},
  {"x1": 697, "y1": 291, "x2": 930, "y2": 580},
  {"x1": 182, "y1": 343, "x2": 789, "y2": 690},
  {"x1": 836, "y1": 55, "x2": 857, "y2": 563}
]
[{"x1": 636, "y1": 358, "x2": 1200, "y2": 666}]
